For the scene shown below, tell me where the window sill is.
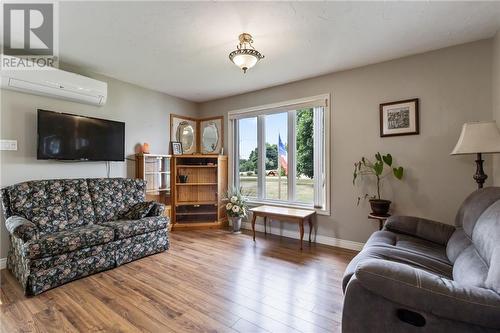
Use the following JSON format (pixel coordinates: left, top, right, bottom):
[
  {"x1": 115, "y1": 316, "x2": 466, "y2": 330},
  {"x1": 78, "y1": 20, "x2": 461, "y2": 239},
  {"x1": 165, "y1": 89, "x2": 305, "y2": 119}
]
[{"x1": 246, "y1": 199, "x2": 330, "y2": 216}]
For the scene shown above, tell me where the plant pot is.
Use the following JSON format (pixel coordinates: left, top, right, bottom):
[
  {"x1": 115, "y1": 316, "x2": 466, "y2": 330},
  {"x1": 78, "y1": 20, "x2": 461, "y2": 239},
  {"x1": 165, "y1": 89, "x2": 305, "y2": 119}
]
[
  {"x1": 231, "y1": 216, "x2": 242, "y2": 233},
  {"x1": 178, "y1": 175, "x2": 188, "y2": 183},
  {"x1": 369, "y1": 199, "x2": 391, "y2": 215}
]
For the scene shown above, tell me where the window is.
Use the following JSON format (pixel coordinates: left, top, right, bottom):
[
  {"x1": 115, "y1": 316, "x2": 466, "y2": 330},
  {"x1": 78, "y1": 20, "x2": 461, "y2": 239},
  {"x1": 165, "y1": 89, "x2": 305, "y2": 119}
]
[
  {"x1": 231, "y1": 95, "x2": 329, "y2": 214},
  {"x1": 237, "y1": 117, "x2": 258, "y2": 197},
  {"x1": 296, "y1": 108, "x2": 314, "y2": 204},
  {"x1": 264, "y1": 112, "x2": 288, "y2": 200}
]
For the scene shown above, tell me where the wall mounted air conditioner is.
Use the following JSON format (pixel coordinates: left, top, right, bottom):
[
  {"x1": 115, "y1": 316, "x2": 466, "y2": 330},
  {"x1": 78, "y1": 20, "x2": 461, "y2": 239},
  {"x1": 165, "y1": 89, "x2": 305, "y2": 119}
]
[{"x1": 1, "y1": 67, "x2": 107, "y2": 106}]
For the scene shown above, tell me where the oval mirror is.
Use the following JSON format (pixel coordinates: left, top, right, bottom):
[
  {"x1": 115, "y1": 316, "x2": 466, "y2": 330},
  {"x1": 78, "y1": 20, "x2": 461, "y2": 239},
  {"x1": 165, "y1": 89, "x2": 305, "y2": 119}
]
[
  {"x1": 176, "y1": 121, "x2": 194, "y2": 152},
  {"x1": 202, "y1": 122, "x2": 219, "y2": 153}
]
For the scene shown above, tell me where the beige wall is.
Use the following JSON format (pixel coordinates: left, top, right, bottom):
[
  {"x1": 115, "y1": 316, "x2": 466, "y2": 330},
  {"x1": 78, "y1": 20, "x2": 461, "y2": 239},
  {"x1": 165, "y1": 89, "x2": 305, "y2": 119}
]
[
  {"x1": 0, "y1": 68, "x2": 198, "y2": 258},
  {"x1": 493, "y1": 30, "x2": 500, "y2": 185},
  {"x1": 199, "y1": 40, "x2": 493, "y2": 245},
  {"x1": 0, "y1": 39, "x2": 495, "y2": 259}
]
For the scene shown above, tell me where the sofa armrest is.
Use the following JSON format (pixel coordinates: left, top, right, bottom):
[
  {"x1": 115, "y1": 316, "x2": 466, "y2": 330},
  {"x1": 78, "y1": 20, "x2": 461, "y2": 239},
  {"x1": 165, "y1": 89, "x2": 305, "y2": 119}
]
[
  {"x1": 354, "y1": 259, "x2": 500, "y2": 329},
  {"x1": 5, "y1": 216, "x2": 39, "y2": 242},
  {"x1": 384, "y1": 215, "x2": 455, "y2": 245},
  {"x1": 147, "y1": 202, "x2": 166, "y2": 217}
]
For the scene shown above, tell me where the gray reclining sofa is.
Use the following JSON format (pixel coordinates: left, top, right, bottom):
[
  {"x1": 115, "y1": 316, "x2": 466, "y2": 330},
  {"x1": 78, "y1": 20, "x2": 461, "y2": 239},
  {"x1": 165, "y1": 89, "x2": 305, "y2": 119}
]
[{"x1": 342, "y1": 187, "x2": 500, "y2": 332}]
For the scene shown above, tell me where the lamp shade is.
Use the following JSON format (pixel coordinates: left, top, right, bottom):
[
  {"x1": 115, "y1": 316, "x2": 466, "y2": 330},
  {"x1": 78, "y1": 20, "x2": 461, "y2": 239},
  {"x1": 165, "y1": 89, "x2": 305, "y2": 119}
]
[
  {"x1": 231, "y1": 52, "x2": 259, "y2": 72},
  {"x1": 451, "y1": 121, "x2": 500, "y2": 155}
]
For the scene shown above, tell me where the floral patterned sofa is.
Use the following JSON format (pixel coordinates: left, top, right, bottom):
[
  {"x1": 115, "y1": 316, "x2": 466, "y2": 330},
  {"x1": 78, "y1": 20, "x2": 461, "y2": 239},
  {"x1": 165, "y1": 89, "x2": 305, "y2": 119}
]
[{"x1": 1, "y1": 178, "x2": 169, "y2": 295}]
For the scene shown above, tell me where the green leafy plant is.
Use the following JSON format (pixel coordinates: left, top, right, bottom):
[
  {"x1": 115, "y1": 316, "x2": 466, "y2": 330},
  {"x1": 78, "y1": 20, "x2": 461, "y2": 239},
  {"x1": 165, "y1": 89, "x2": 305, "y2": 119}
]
[{"x1": 353, "y1": 152, "x2": 404, "y2": 204}]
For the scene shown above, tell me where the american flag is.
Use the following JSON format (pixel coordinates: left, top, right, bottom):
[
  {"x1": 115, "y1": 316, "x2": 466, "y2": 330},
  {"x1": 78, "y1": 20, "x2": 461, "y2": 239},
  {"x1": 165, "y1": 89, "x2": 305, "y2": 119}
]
[{"x1": 279, "y1": 134, "x2": 288, "y2": 175}]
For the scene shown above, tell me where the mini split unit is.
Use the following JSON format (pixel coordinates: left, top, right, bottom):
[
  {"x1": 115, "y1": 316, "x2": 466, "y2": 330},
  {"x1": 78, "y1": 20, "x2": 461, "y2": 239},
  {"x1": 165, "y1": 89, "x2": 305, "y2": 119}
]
[{"x1": 1, "y1": 65, "x2": 108, "y2": 106}]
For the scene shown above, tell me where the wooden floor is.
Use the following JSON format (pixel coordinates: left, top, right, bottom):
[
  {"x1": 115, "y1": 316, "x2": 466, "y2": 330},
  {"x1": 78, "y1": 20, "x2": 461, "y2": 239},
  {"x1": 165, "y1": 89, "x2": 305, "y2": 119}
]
[{"x1": 0, "y1": 229, "x2": 356, "y2": 333}]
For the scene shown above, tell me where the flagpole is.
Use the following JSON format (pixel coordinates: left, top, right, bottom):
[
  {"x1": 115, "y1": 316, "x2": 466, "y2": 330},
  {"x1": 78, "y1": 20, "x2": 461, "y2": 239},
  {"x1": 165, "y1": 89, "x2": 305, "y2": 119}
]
[{"x1": 278, "y1": 146, "x2": 281, "y2": 200}]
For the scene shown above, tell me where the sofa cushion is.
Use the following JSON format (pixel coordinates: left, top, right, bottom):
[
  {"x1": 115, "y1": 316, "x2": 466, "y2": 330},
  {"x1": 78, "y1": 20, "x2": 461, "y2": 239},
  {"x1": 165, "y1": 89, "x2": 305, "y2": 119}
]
[
  {"x1": 30, "y1": 242, "x2": 116, "y2": 272},
  {"x1": 87, "y1": 178, "x2": 146, "y2": 222},
  {"x1": 1, "y1": 186, "x2": 13, "y2": 218},
  {"x1": 447, "y1": 187, "x2": 500, "y2": 264},
  {"x1": 342, "y1": 233, "x2": 453, "y2": 291},
  {"x1": 120, "y1": 201, "x2": 156, "y2": 220},
  {"x1": 63, "y1": 179, "x2": 96, "y2": 228},
  {"x1": 3, "y1": 179, "x2": 95, "y2": 234},
  {"x1": 147, "y1": 202, "x2": 166, "y2": 217},
  {"x1": 113, "y1": 229, "x2": 169, "y2": 266},
  {"x1": 25, "y1": 224, "x2": 114, "y2": 260},
  {"x1": 454, "y1": 187, "x2": 500, "y2": 235},
  {"x1": 486, "y1": 248, "x2": 500, "y2": 293},
  {"x1": 102, "y1": 216, "x2": 168, "y2": 240},
  {"x1": 3, "y1": 181, "x2": 35, "y2": 220},
  {"x1": 28, "y1": 250, "x2": 115, "y2": 296},
  {"x1": 446, "y1": 228, "x2": 471, "y2": 263},
  {"x1": 366, "y1": 231, "x2": 451, "y2": 265},
  {"x1": 471, "y1": 200, "x2": 500, "y2": 266},
  {"x1": 452, "y1": 200, "x2": 500, "y2": 292},
  {"x1": 384, "y1": 216, "x2": 455, "y2": 246},
  {"x1": 453, "y1": 245, "x2": 489, "y2": 288},
  {"x1": 7, "y1": 180, "x2": 67, "y2": 233}
]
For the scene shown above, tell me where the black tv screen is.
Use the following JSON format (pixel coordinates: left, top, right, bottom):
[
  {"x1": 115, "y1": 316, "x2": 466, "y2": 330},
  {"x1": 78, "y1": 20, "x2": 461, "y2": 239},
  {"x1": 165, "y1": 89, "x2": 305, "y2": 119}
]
[{"x1": 37, "y1": 109, "x2": 125, "y2": 161}]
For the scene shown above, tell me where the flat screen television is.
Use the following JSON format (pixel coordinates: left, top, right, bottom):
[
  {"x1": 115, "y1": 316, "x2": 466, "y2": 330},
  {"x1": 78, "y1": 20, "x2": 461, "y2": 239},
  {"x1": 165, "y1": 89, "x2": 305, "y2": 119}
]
[{"x1": 37, "y1": 109, "x2": 125, "y2": 161}]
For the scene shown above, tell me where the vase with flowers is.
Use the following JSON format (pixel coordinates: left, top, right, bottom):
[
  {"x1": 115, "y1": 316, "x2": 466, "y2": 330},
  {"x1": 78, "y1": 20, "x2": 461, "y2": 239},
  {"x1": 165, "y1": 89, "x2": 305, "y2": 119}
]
[{"x1": 225, "y1": 188, "x2": 248, "y2": 233}]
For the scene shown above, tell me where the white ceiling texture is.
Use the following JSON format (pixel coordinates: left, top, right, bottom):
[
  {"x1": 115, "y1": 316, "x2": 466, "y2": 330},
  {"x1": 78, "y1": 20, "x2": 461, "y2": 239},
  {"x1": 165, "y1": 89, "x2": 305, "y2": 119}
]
[{"x1": 60, "y1": 1, "x2": 500, "y2": 102}]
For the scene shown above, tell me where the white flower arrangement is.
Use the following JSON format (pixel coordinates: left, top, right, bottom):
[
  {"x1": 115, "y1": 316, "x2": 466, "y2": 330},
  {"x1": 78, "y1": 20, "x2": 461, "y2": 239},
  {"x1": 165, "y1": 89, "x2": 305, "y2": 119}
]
[{"x1": 225, "y1": 188, "x2": 248, "y2": 218}]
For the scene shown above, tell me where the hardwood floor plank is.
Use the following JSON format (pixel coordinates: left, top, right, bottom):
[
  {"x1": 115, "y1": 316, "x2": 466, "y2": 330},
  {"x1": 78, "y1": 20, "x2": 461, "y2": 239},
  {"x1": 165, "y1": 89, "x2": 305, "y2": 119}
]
[
  {"x1": 48, "y1": 291, "x2": 108, "y2": 332},
  {"x1": 164, "y1": 239, "x2": 346, "y2": 304},
  {"x1": 76, "y1": 277, "x2": 177, "y2": 333},
  {"x1": 0, "y1": 270, "x2": 23, "y2": 305},
  {"x1": 106, "y1": 267, "x2": 241, "y2": 328},
  {"x1": 232, "y1": 318, "x2": 270, "y2": 333},
  {"x1": 0, "y1": 229, "x2": 355, "y2": 333},
  {"x1": 57, "y1": 282, "x2": 143, "y2": 333},
  {"x1": 33, "y1": 306, "x2": 79, "y2": 333}
]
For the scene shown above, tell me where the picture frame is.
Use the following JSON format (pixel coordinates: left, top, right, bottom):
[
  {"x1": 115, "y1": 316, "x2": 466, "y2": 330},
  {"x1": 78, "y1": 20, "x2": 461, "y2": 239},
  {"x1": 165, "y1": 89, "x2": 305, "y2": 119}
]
[
  {"x1": 171, "y1": 141, "x2": 183, "y2": 155},
  {"x1": 380, "y1": 98, "x2": 419, "y2": 137},
  {"x1": 199, "y1": 116, "x2": 224, "y2": 155},
  {"x1": 170, "y1": 114, "x2": 198, "y2": 154}
]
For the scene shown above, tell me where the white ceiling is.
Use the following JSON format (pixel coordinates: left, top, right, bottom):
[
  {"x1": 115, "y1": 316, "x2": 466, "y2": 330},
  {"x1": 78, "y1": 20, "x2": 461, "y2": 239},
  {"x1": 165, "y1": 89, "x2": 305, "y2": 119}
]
[{"x1": 60, "y1": 2, "x2": 500, "y2": 102}]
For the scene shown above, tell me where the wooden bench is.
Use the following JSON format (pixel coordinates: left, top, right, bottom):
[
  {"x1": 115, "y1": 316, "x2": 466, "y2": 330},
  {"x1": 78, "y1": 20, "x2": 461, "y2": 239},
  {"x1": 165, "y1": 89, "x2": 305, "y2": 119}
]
[{"x1": 249, "y1": 205, "x2": 316, "y2": 250}]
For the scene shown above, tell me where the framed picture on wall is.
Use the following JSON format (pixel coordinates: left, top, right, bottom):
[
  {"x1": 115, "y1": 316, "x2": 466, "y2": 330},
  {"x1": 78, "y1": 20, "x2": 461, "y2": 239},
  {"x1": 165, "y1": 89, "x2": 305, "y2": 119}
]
[
  {"x1": 171, "y1": 141, "x2": 183, "y2": 155},
  {"x1": 380, "y1": 98, "x2": 419, "y2": 137}
]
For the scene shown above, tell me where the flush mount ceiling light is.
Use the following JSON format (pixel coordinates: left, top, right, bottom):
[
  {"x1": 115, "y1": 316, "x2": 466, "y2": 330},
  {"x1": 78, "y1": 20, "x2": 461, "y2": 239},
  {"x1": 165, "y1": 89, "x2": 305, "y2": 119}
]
[{"x1": 229, "y1": 33, "x2": 264, "y2": 73}]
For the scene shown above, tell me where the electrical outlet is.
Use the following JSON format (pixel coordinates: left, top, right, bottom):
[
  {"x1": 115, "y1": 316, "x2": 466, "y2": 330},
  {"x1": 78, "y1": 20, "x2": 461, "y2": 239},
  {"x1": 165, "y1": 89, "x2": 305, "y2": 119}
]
[{"x1": 0, "y1": 140, "x2": 18, "y2": 151}]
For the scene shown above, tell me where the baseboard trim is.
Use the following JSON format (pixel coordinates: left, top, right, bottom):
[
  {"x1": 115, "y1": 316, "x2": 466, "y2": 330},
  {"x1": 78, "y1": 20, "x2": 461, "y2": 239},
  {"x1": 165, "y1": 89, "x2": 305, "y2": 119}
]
[
  {"x1": 241, "y1": 221, "x2": 364, "y2": 252},
  {"x1": 0, "y1": 258, "x2": 6, "y2": 270}
]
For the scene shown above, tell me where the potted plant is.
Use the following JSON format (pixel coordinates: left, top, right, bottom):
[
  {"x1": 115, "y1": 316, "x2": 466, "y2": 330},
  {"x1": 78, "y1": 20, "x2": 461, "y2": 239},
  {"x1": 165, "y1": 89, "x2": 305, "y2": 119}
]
[
  {"x1": 353, "y1": 152, "x2": 404, "y2": 215},
  {"x1": 225, "y1": 188, "x2": 248, "y2": 233}
]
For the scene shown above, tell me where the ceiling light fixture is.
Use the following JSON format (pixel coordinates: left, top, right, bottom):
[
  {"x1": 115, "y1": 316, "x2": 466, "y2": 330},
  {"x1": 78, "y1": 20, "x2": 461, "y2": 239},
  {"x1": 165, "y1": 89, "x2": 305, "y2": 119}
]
[{"x1": 229, "y1": 33, "x2": 264, "y2": 73}]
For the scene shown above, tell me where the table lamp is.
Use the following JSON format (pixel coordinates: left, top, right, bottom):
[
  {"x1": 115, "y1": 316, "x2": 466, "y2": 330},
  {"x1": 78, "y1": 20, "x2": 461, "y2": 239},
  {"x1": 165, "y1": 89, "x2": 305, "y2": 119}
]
[{"x1": 451, "y1": 121, "x2": 500, "y2": 189}]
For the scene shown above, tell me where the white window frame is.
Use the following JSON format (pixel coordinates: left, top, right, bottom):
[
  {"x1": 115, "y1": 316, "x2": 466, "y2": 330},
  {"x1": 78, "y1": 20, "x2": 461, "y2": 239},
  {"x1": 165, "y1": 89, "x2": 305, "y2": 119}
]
[{"x1": 228, "y1": 94, "x2": 331, "y2": 215}]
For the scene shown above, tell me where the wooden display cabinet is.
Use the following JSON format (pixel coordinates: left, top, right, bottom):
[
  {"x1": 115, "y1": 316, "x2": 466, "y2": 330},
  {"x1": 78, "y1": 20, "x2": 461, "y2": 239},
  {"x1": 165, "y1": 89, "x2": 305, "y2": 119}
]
[
  {"x1": 171, "y1": 155, "x2": 228, "y2": 230},
  {"x1": 135, "y1": 153, "x2": 172, "y2": 219}
]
